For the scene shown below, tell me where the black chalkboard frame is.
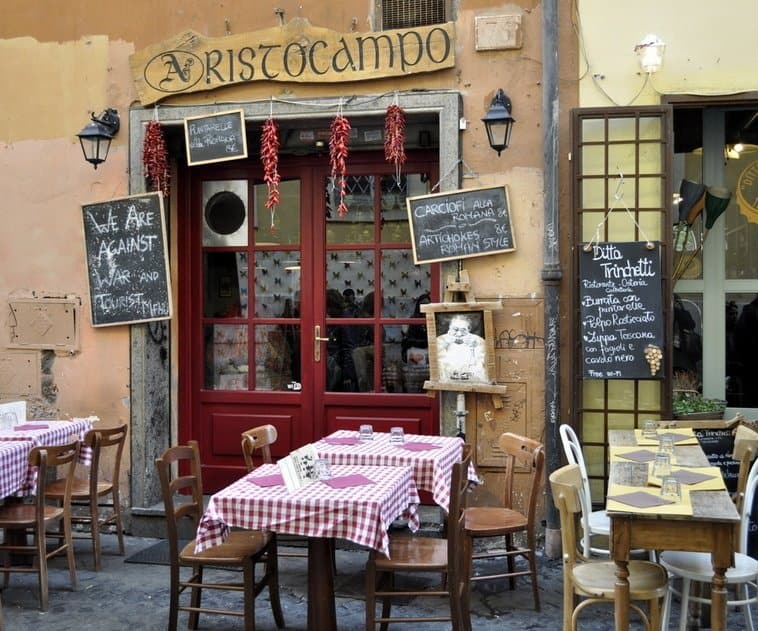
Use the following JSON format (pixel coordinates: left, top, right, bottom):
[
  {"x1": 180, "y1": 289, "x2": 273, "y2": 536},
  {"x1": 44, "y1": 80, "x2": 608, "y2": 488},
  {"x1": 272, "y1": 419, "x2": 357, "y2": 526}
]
[
  {"x1": 406, "y1": 185, "x2": 515, "y2": 265},
  {"x1": 81, "y1": 192, "x2": 173, "y2": 327},
  {"x1": 184, "y1": 109, "x2": 248, "y2": 166}
]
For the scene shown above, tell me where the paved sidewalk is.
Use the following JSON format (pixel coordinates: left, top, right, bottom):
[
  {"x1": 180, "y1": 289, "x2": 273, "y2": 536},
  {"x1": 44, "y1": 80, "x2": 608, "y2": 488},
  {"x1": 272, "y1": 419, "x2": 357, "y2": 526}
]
[{"x1": 1, "y1": 533, "x2": 753, "y2": 630}]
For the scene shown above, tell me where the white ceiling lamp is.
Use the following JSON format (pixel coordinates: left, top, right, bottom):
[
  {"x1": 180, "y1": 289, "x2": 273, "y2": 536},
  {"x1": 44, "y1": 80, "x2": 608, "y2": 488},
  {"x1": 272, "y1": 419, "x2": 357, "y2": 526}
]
[{"x1": 634, "y1": 34, "x2": 666, "y2": 74}]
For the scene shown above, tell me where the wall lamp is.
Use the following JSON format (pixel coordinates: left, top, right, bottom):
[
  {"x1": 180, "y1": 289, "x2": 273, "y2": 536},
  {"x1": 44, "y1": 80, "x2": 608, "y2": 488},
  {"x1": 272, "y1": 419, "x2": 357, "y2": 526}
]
[
  {"x1": 634, "y1": 34, "x2": 666, "y2": 74},
  {"x1": 77, "y1": 108, "x2": 120, "y2": 169},
  {"x1": 482, "y1": 89, "x2": 515, "y2": 156}
]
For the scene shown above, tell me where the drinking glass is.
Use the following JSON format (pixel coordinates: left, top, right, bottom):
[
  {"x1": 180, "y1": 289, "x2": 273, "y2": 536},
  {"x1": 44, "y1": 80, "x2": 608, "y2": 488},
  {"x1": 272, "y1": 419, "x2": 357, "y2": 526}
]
[
  {"x1": 661, "y1": 476, "x2": 682, "y2": 502},
  {"x1": 642, "y1": 420, "x2": 658, "y2": 439},
  {"x1": 390, "y1": 427, "x2": 405, "y2": 444},
  {"x1": 659, "y1": 434, "x2": 675, "y2": 457},
  {"x1": 315, "y1": 458, "x2": 333, "y2": 480},
  {"x1": 652, "y1": 452, "x2": 671, "y2": 479},
  {"x1": 359, "y1": 424, "x2": 374, "y2": 441}
]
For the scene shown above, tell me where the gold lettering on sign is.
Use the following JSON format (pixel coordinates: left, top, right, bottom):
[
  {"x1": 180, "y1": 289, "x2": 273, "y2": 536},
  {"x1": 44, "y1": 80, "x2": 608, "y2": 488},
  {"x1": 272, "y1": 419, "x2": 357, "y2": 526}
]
[{"x1": 130, "y1": 18, "x2": 456, "y2": 105}]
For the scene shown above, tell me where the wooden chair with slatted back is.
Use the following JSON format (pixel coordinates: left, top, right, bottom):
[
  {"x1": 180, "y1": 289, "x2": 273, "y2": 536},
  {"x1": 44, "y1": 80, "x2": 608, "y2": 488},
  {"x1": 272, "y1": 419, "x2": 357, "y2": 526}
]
[
  {"x1": 551, "y1": 464, "x2": 669, "y2": 630},
  {"x1": 46, "y1": 424, "x2": 127, "y2": 571},
  {"x1": 241, "y1": 424, "x2": 278, "y2": 470},
  {"x1": 365, "y1": 444, "x2": 473, "y2": 631},
  {"x1": 0, "y1": 438, "x2": 80, "y2": 611},
  {"x1": 463, "y1": 432, "x2": 544, "y2": 610},
  {"x1": 733, "y1": 423, "x2": 758, "y2": 514},
  {"x1": 156, "y1": 440, "x2": 284, "y2": 631}
]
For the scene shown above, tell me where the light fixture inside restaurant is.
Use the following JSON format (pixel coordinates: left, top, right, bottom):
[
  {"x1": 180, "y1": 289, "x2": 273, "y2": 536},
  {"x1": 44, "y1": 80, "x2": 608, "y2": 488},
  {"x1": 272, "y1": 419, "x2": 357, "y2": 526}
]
[
  {"x1": 634, "y1": 34, "x2": 666, "y2": 74},
  {"x1": 481, "y1": 89, "x2": 515, "y2": 156},
  {"x1": 76, "y1": 108, "x2": 120, "y2": 169}
]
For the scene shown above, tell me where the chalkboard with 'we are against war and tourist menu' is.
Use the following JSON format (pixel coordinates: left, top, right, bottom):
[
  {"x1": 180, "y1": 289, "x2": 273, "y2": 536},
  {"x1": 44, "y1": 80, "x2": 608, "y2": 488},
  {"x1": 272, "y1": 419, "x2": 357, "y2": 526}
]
[
  {"x1": 579, "y1": 241, "x2": 663, "y2": 379},
  {"x1": 81, "y1": 192, "x2": 172, "y2": 327}
]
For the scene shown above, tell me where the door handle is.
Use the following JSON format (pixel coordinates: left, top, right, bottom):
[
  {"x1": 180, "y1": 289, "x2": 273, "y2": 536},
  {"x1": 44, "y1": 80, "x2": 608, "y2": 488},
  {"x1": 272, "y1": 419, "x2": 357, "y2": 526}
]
[{"x1": 314, "y1": 325, "x2": 330, "y2": 362}]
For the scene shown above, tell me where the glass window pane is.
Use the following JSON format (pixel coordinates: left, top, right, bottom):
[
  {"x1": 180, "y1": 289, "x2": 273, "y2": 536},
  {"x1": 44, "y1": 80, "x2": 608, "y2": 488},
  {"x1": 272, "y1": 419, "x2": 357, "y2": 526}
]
[
  {"x1": 381, "y1": 250, "x2": 431, "y2": 318},
  {"x1": 255, "y1": 324, "x2": 293, "y2": 391},
  {"x1": 326, "y1": 251, "x2": 375, "y2": 312},
  {"x1": 638, "y1": 178, "x2": 662, "y2": 209},
  {"x1": 205, "y1": 324, "x2": 248, "y2": 390},
  {"x1": 254, "y1": 250, "x2": 301, "y2": 318},
  {"x1": 727, "y1": 168, "x2": 758, "y2": 278},
  {"x1": 324, "y1": 324, "x2": 372, "y2": 392},
  {"x1": 581, "y1": 179, "x2": 605, "y2": 209},
  {"x1": 608, "y1": 143, "x2": 636, "y2": 174},
  {"x1": 581, "y1": 118, "x2": 606, "y2": 143},
  {"x1": 673, "y1": 293, "x2": 703, "y2": 385},
  {"x1": 726, "y1": 292, "x2": 758, "y2": 407},
  {"x1": 639, "y1": 117, "x2": 662, "y2": 141},
  {"x1": 204, "y1": 252, "x2": 248, "y2": 318},
  {"x1": 607, "y1": 380, "x2": 635, "y2": 409},
  {"x1": 638, "y1": 380, "x2": 661, "y2": 411},
  {"x1": 254, "y1": 179, "x2": 300, "y2": 245},
  {"x1": 327, "y1": 176, "x2": 375, "y2": 245},
  {"x1": 608, "y1": 118, "x2": 636, "y2": 141},
  {"x1": 380, "y1": 174, "x2": 415, "y2": 243},
  {"x1": 639, "y1": 143, "x2": 662, "y2": 174},
  {"x1": 581, "y1": 212, "x2": 604, "y2": 242},
  {"x1": 581, "y1": 145, "x2": 606, "y2": 176}
]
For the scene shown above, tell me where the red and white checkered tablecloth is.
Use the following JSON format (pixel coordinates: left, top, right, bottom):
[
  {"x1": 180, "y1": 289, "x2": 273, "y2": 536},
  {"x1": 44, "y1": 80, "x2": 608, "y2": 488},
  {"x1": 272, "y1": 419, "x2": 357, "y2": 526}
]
[
  {"x1": 0, "y1": 440, "x2": 35, "y2": 498},
  {"x1": 195, "y1": 464, "x2": 420, "y2": 556},
  {"x1": 315, "y1": 430, "x2": 475, "y2": 512}
]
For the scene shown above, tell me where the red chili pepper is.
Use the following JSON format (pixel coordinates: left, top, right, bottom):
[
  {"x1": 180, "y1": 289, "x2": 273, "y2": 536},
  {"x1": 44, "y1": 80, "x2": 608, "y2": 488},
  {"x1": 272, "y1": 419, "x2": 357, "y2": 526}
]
[
  {"x1": 329, "y1": 114, "x2": 351, "y2": 217},
  {"x1": 384, "y1": 105, "x2": 406, "y2": 181},
  {"x1": 142, "y1": 120, "x2": 169, "y2": 198}
]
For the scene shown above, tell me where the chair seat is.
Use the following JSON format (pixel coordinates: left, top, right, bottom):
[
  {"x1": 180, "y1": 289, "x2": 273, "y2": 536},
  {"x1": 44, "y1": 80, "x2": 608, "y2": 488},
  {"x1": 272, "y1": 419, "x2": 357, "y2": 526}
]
[
  {"x1": 47, "y1": 478, "x2": 114, "y2": 499},
  {"x1": 374, "y1": 535, "x2": 448, "y2": 571},
  {"x1": 0, "y1": 503, "x2": 64, "y2": 527},
  {"x1": 660, "y1": 550, "x2": 758, "y2": 583},
  {"x1": 587, "y1": 509, "x2": 610, "y2": 534},
  {"x1": 464, "y1": 506, "x2": 528, "y2": 535},
  {"x1": 573, "y1": 559, "x2": 669, "y2": 600},
  {"x1": 179, "y1": 530, "x2": 273, "y2": 566}
]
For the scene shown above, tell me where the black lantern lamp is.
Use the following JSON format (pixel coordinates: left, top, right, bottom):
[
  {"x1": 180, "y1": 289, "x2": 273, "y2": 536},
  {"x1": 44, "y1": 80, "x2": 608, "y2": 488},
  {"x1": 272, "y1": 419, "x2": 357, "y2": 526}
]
[
  {"x1": 77, "y1": 108, "x2": 120, "y2": 169},
  {"x1": 482, "y1": 89, "x2": 515, "y2": 156}
]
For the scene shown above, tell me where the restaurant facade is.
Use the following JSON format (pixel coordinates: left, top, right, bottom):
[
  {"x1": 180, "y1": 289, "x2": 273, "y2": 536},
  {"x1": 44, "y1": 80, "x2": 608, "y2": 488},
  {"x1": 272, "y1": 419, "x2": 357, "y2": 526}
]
[{"x1": 0, "y1": 0, "x2": 756, "y2": 552}]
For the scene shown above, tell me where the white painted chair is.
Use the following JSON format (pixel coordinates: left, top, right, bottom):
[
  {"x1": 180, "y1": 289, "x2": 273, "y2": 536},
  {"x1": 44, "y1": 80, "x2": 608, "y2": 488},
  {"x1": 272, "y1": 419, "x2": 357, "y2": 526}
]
[
  {"x1": 660, "y1": 456, "x2": 758, "y2": 631},
  {"x1": 558, "y1": 424, "x2": 611, "y2": 557}
]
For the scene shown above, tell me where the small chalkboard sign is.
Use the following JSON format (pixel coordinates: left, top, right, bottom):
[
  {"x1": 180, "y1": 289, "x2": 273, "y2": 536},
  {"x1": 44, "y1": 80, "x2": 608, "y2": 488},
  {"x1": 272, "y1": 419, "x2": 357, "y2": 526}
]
[
  {"x1": 693, "y1": 426, "x2": 739, "y2": 493},
  {"x1": 184, "y1": 109, "x2": 248, "y2": 166},
  {"x1": 81, "y1": 192, "x2": 172, "y2": 327},
  {"x1": 406, "y1": 185, "x2": 515, "y2": 264},
  {"x1": 579, "y1": 241, "x2": 663, "y2": 379}
]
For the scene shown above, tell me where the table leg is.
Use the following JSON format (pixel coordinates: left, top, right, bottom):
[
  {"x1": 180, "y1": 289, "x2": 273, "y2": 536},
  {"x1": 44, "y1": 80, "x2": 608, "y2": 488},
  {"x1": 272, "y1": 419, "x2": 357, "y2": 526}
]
[
  {"x1": 710, "y1": 566, "x2": 729, "y2": 631},
  {"x1": 308, "y1": 537, "x2": 337, "y2": 631},
  {"x1": 614, "y1": 559, "x2": 630, "y2": 629}
]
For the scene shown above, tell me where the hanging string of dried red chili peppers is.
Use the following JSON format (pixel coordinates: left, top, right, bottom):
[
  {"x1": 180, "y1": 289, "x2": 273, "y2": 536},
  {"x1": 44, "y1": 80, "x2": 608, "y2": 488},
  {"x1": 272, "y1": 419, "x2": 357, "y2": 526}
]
[
  {"x1": 329, "y1": 111, "x2": 351, "y2": 218},
  {"x1": 384, "y1": 103, "x2": 406, "y2": 183},
  {"x1": 260, "y1": 117, "x2": 281, "y2": 232},
  {"x1": 142, "y1": 120, "x2": 169, "y2": 198}
]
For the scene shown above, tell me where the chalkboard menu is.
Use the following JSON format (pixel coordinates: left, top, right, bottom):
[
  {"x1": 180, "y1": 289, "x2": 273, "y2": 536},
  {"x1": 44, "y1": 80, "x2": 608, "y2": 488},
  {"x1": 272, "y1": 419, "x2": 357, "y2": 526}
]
[
  {"x1": 693, "y1": 426, "x2": 739, "y2": 494},
  {"x1": 184, "y1": 109, "x2": 248, "y2": 166},
  {"x1": 579, "y1": 241, "x2": 663, "y2": 379},
  {"x1": 406, "y1": 185, "x2": 515, "y2": 264},
  {"x1": 81, "y1": 192, "x2": 173, "y2": 327}
]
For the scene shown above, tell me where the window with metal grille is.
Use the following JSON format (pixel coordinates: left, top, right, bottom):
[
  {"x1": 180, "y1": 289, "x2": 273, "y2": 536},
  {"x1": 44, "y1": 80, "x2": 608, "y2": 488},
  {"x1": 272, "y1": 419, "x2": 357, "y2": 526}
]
[{"x1": 379, "y1": 0, "x2": 449, "y2": 30}]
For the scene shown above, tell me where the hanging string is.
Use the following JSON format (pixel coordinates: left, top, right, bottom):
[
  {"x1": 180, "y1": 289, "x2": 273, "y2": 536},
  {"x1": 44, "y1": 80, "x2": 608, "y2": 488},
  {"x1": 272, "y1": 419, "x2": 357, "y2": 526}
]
[
  {"x1": 582, "y1": 171, "x2": 654, "y2": 252},
  {"x1": 152, "y1": 104, "x2": 160, "y2": 122},
  {"x1": 430, "y1": 159, "x2": 466, "y2": 192},
  {"x1": 269, "y1": 96, "x2": 273, "y2": 119}
]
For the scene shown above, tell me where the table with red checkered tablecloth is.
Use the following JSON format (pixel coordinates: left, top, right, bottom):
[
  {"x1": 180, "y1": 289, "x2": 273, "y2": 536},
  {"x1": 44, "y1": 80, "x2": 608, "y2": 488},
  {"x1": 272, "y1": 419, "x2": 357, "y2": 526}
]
[
  {"x1": 314, "y1": 430, "x2": 476, "y2": 512},
  {"x1": 0, "y1": 440, "x2": 35, "y2": 498}
]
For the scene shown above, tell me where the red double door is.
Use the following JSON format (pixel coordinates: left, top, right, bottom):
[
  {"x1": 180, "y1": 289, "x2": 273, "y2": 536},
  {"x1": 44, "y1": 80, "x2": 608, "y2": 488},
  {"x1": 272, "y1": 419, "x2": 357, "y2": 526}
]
[{"x1": 178, "y1": 151, "x2": 441, "y2": 489}]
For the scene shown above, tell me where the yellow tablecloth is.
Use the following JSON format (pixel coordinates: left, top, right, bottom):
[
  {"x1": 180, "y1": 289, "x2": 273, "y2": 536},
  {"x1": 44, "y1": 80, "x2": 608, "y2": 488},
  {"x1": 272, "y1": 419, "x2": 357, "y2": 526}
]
[
  {"x1": 634, "y1": 427, "x2": 699, "y2": 446},
  {"x1": 606, "y1": 482, "x2": 693, "y2": 516},
  {"x1": 647, "y1": 466, "x2": 726, "y2": 491}
]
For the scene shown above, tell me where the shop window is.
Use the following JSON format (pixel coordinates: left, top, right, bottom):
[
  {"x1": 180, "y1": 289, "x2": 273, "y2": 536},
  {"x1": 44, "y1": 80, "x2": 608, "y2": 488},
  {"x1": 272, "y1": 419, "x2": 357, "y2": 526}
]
[{"x1": 377, "y1": 0, "x2": 451, "y2": 30}]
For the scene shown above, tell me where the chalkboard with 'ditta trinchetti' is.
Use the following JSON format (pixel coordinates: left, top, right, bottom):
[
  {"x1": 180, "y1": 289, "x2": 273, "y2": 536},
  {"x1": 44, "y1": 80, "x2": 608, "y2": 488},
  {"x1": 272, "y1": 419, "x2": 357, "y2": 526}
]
[
  {"x1": 406, "y1": 185, "x2": 515, "y2": 264},
  {"x1": 579, "y1": 241, "x2": 663, "y2": 379},
  {"x1": 81, "y1": 192, "x2": 172, "y2": 327},
  {"x1": 184, "y1": 109, "x2": 248, "y2": 166}
]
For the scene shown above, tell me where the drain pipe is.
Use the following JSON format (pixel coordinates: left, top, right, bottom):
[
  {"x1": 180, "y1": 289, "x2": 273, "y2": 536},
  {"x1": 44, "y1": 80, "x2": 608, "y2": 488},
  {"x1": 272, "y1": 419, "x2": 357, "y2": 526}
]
[{"x1": 541, "y1": 0, "x2": 562, "y2": 560}]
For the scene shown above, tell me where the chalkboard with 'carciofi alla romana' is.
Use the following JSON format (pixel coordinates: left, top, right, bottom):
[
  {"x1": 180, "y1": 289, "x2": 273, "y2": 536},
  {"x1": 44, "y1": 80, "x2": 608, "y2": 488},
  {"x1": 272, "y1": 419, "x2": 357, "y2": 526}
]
[
  {"x1": 406, "y1": 185, "x2": 515, "y2": 264},
  {"x1": 184, "y1": 109, "x2": 248, "y2": 166},
  {"x1": 579, "y1": 241, "x2": 663, "y2": 379},
  {"x1": 81, "y1": 192, "x2": 173, "y2": 327}
]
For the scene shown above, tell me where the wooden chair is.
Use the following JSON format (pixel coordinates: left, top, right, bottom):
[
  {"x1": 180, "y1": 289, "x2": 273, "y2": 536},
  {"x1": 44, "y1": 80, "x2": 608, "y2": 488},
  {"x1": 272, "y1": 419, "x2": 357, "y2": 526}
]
[
  {"x1": 0, "y1": 439, "x2": 80, "y2": 611},
  {"x1": 156, "y1": 440, "x2": 285, "y2": 631},
  {"x1": 463, "y1": 432, "x2": 543, "y2": 610},
  {"x1": 660, "y1": 455, "x2": 758, "y2": 630},
  {"x1": 46, "y1": 424, "x2": 127, "y2": 570},
  {"x1": 550, "y1": 463, "x2": 668, "y2": 630},
  {"x1": 365, "y1": 444, "x2": 473, "y2": 631},
  {"x1": 559, "y1": 423, "x2": 611, "y2": 557},
  {"x1": 241, "y1": 424, "x2": 278, "y2": 470},
  {"x1": 733, "y1": 423, "x2": 758, "y2": 514}
]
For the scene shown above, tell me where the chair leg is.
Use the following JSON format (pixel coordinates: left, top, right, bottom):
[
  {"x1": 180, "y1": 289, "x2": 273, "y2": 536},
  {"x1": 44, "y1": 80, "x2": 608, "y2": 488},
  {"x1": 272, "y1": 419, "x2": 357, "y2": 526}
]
[
  {"x1": 168, "y1": 564, "x2": 180, "y2": 631},
  {"x1": 679, "y1": 578, "x2": 691, "y2": 631},
  {"x1": 112, "y1": 488, "x2": 125, "y2": 556},
  {"x1": 648, "y1": 594, "x2": 661, "y2": 631},
  {"x1": 243, "y1": 560, "x2": 254, "y2": 631},
  {"x1": 661, "y1": 578, "x2": 673, "y2": 629},
  {"x1": 379, "y1": 573, "x2": 393, "y2": 631},
  {"x1": 188, "y1": 565, "x2": 202, "y2": 630},
  {"x1": 741, "y1": 582, "x2": 754, "y2": 631},
  {"x1": 527, "y1": 530, "x2": 540, "y2": 611},
  {"x1": 365, "y1": 558, "x2": 376, "y2": 630},
  {"x1": 36, "y1": 529, "x2": 48, "y2": 612},
  {"x1": 505, "y1": 534, "x2": 516, "y2": 591},
  {"x1": 90, "y1": 495, "x2": 102, "y2": 571}
]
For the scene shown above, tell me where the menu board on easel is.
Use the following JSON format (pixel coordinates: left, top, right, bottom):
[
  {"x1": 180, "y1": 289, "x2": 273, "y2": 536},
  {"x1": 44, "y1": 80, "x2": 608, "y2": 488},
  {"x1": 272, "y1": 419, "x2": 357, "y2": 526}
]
[{"x1": 579, "y1": 241, "x2": 663, "y2": 379}]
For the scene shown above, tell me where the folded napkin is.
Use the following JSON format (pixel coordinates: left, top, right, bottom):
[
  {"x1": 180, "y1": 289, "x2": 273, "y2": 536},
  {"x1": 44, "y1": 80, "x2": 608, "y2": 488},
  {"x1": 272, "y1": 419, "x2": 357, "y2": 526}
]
[
  {"x1": 322, "y1": 473, "x2": 375, "y2": 489},
  {"x1": 248, "y1": 473, "x2": 284, "y2": 487},
  {"x1": 657, "y1": 431, "x2": 694, "y2": 444},
  {"x1": 399, "y1": 442, "x2": 441, "y2": 452},
  {"x1": 668, "y1": 469, "x2": 717, "y2": 485},
  {"x1": 322, "y1": 437, "x2": 361, "y2": 446},
  {"x1": 617, "y1": 449, "x2": 658, "y2": 463},
  {"x1": 13, "y1": 423, "x2": 49, "y2": 431},
  {"x1": 607, "y1": 491, "x2": 674, "y2": 509}
]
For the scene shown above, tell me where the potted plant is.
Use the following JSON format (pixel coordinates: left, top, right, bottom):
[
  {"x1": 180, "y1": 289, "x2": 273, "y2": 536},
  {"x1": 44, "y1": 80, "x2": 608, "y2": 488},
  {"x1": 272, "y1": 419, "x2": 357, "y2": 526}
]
[{"x1": 672, "y1": 370, "x2": 727, "y2": 419}]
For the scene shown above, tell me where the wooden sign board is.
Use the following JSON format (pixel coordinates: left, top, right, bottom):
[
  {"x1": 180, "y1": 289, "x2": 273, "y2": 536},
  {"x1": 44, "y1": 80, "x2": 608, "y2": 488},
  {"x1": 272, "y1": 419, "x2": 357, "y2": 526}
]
[
  {"x1": 406, "y1": 185, "x2": 515, "y2": 264},
  {"x1": 184, "y1": 109, "x2": 247, "y2": 166},
  {"x1": 81, "y1": 192, "x2": 172, "y2": 327},
  {"x1": 579, "y1": 241, "x2": 663, "y2": 379}
]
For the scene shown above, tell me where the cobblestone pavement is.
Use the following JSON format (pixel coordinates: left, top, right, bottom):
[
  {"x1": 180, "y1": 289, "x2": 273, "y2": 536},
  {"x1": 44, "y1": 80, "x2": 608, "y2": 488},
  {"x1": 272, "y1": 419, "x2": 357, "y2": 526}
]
[{"x1": 2, "y1": 534, "x2": 753, "y2": 630}]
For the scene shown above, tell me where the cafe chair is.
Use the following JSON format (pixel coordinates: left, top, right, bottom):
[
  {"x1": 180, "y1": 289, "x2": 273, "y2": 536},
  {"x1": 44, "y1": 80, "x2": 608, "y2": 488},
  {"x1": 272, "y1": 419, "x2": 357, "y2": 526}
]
[
  {"x1": 463, "y1": 432, "x2": 543, "y2": 610},
  {"x1": 559, "y1": 423, "x2": 611, "y2": 557},
  {"x1": 550, "y1": 463, "x2": 669, "y2": 631},
  {"x1": 45, "y1": 424, "x2": 128, "y2": 571},
  {"x1": 0, "y1": 439, "x2": 80, "y2": 611},
  {"x1": 241, "y1": 424, "x2": 278, "y2": 471},
  {"x1": 365, "y1": 444, "x2": 473, "y2": 631},
  {"x1": 156, "y1": 440, "x2": 285, "y2": 631},
  {"x1": 660, "y1": 456, "x2": 758, "y2": 631},
  {"x1": 733, "y1": 423, "x2": 758, "y2": 514}
]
